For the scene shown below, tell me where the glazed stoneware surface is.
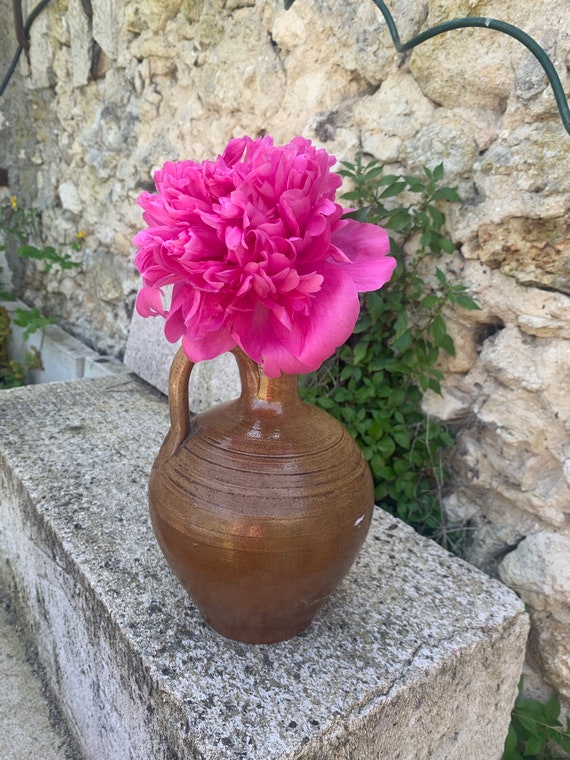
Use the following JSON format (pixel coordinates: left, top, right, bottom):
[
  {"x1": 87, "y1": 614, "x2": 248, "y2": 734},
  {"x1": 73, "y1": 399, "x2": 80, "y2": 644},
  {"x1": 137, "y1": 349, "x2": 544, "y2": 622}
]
[{"x1": 149, "y1": 348, "x2": 374, "y2": 643}]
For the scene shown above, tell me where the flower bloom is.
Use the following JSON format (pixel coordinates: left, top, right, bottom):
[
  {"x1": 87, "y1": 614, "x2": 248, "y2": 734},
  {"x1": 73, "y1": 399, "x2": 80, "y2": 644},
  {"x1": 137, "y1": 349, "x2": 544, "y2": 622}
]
[{"x1": 134, "y1": 135, "x2": 396, "y2": 377}]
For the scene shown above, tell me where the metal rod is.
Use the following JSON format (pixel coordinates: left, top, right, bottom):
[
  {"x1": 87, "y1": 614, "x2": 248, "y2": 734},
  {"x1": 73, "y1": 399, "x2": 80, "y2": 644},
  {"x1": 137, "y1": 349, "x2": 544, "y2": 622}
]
[
  {"x1": 284, "y1": 0, "x2": 570, "y2": 136},
  {"x1": 12, "y1": 0, "x2": 28, "y2": 49},
  {"x1": 0, "y1": 0, "x2": 52, "y2": 97}
]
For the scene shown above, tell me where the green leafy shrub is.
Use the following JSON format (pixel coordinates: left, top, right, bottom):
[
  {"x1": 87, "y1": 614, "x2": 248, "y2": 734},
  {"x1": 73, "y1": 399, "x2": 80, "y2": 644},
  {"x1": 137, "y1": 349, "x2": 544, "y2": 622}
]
[
  {"x1": 503, "y1": 682, "x2": 570, "y2": 759},
  {"x1": 0, "y1": 196, "x2": 82, "y2": 387},
  {"x1": 298, "y1": 160, "x2": 570, "y2": 754},
  {"x1": 0, "y1": 304, "x2": 42, "y2": 387},
  {"x1": 300, "y1": 158, "x2": 478, "y2": 546}
]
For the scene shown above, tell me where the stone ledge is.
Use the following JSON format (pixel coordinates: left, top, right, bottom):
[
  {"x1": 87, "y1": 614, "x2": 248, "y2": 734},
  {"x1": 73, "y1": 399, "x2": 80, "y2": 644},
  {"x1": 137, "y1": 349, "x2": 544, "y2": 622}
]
[{"x1": 0, "y1": 376, "x2": 528, "y2": 760}]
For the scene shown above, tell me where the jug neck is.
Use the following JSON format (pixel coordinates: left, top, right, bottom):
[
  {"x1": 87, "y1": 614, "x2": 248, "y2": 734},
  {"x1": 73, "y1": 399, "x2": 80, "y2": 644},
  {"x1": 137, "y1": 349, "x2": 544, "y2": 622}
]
[
  {"x1": 232, "y1": 348, "x2": 303, "y2": 412},
  {"x1": 255, "y1": 370, "x2": 300, "y2": 408}
]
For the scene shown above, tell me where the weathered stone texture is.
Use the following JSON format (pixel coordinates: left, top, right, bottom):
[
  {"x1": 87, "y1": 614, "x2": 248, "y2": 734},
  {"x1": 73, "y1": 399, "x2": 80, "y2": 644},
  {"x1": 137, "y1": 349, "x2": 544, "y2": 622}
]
[
  {"x1": 1, "y1": 0, "x2": 570, "y2": 704},
  {"x1": 499, "y1": 533, "x2": 570, "y2": 700},
  {"x1": 464, "y1": 216, "x2": 570, "y2": 294}
]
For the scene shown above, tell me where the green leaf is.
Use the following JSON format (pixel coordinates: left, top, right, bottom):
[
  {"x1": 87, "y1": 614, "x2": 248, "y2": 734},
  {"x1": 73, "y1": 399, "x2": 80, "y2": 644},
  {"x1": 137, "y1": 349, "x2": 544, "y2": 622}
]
[
  {"x1": 380, "y1": 181, "x2": 408, "y2": 199},
  {"x1": 431, "y1": 187, "x2": 461, "y2": 202},
  {"x1": 391, "y1": 329, "x2": 412, "y2": 353},
  {"x1": 363, "y1": 166, "x2": 385, "y2": 180},
  {"x1": 17, "y1": 244, "x2": 46, "y2": 260},
  {"x1": 419, "y1": 294, "x2": 439, "y2": 310},
  {"x1": 393, "y1": 308, "x2": 409, "y2": 333},
  {"x1": 415, "y1": 211, "x2": 430, "y2": 229},
  {"x1": 340, "y1": 365, "x2": 362, "y2": 383},
  {"x1": 376, "y1": 436, "x2": 396, "y2": 457},
  {"x1": 342, "y1": 190, "x2": 368, "y2": 201},
  {"x1": 13, "y1": 307, "x2": 56, "y2": 340},
  {"x1": 523, "y1": 732, "x2": 544, "y2": 755},
  {"x1": 432, "y1": 163, "x2": 444, "y2": 181},
  {"x1": 503, "y1": 723, "x2": 519, "y2": 757},
  {"x1": 550, "y1": 728, "x2": 570, "y2": 753},
  {"x1": 367, "y1": 421, "x2": 384, "y2": 439},
  {"x1": 516, "y1": 716, "x2": 539, "y2": 738},
  {"x1": 353, "y1": 314, "x2": 371, "y2": 333},
  {"x1": 347, "y1": 206, "x2": 372, "y2": 223},
  {"x1": 314, "y1": 396, "x2": 336, "y2": 410},
  {"x1": 352, "y1": 341, "x2": 368, "y2": 365},
  {"x1": 393, "y1": 430, "x2": 410, "y2": 448},
  {"x1": 453, "y1": 293, "x2": 481, "y2": 311},
  {"x1": 427, "y1": 377, "x2": 442, "y2": 395},
  {"x1": 369, "y1": 357, "x2": 388, "y2": 371},
  {"x1": 439, "y1": 237, "x2": 455, "y2": 254},
  {"x1": 515, "y1": 698, "x2": 544, "y2": 720},
  {"x1": 387, "y1": 209, "x2": 412, "y2": 232},
  {"x1": 431, "y1": 314, "x2": 447, "y2": 344},
  {"x1": 439, "y1": 333, "x2": 455, "y2": 356},
  {"x1": 376, "y1": 174, "x2": 400, "y2": 186},
  {"x1": 543, "y1": 692, "x2": 561, "y2": 725},
  {"x1": 427, "y1": 204, "x2": 445, "y2": 229},
  {"x1": 403, "y1": 177, "x2": 425, "y2": 193},
  {"x1": 435, "y1": 268, "x2": 448, "y2": 287}
]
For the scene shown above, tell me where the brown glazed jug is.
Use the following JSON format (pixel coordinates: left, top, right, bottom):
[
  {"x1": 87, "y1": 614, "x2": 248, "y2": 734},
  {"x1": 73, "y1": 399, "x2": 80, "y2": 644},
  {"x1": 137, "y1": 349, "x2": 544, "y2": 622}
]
[{"x1": 148, "y1": 347, "x2": 374, "y2": 644}]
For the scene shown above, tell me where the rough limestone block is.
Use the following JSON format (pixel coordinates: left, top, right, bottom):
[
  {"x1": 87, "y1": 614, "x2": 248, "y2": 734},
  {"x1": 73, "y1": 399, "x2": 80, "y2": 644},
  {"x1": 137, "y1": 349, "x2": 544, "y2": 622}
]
[
  {"x1": 0, "y1": 377, "x2": 528, "y2": 760},
  {"x1": 27, "y1": 10, "x2": 52, "y2": 89},
  {"x1": 124, "y1": 310, "x2": 241, "y2": 410},
  {"x1": 68, "y1": 0, "x2": 92, "y2": 88},
  {"x1": 499, "y1": 532, "x2": 570, "y2": 699},
  {"x1": 91, "y1": 0, "x2": 120, "y2": 60}
]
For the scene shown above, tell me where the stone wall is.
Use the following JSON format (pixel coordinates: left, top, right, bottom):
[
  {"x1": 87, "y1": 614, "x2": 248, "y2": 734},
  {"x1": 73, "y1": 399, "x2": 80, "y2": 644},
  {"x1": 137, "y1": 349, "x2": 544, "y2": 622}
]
[{"x1": 1, "y1": 0, "x2": 569, "y2": 704}]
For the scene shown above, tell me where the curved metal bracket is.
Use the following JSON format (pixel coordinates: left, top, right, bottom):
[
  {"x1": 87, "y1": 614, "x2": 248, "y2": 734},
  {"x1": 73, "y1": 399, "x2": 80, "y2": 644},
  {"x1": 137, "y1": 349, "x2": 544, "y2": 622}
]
[
  {"x1": 284, "y1": 0, "x2": 570, "y2": 136},
  {"x1": 0, "y1": 0, "x2": 52, "y2": 97}
]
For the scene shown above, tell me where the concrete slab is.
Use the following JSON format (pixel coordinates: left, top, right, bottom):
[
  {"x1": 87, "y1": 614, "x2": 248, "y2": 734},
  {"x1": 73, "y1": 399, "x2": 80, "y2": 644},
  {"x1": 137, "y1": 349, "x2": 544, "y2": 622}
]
[
  {"x1": 0, "y1": 376, "x2": 528, "y2": 760},
  {"x1": 123, "y1": 310, "x2": 242, "y2": 410},
  {"x1": 2, "y1": 299, "x2": 128, "y2": 384},
  {"x1": 122, "y1": 308, "x2": 178, "y2": 393}
]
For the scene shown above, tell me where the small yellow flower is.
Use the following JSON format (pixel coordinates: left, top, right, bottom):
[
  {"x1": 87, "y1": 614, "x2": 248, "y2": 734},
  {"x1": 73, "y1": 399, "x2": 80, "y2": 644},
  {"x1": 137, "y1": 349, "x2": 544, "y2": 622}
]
[
  {"x1": 10, "y1": 196, "x2": 17, "y2": 209},
  {"x1": 76, "y1": 230, "x2": 87, "y2": 240}
]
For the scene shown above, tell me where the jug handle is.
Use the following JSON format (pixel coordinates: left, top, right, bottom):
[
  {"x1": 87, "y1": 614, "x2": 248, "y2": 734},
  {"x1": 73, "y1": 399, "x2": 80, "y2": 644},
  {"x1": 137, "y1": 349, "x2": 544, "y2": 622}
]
[{"x1": 161, "y1": 346, "x2": 261, "y2": 459}]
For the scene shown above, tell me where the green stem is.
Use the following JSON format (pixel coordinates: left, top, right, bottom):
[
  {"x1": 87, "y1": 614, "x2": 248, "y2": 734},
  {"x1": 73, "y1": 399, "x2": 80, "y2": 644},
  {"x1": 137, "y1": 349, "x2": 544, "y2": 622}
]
[{"x1": 512, "y1": 711, "x2": 565, "y2": 734}]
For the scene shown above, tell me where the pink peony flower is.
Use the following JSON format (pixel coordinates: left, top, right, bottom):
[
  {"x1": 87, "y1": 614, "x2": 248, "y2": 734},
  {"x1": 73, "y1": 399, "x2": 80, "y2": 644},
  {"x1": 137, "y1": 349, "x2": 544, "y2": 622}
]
[{"x1": 133, "y1": 135, "x2": 396, "y2": 377}]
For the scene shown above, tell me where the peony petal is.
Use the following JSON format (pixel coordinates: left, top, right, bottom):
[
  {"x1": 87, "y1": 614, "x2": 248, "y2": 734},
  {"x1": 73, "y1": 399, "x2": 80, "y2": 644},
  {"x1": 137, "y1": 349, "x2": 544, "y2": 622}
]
[
  {"x1": 182, "y1": 329, "x2": 236, "y2": 362},
  {"x1": 135, "y1": 287, "x2": 166, "y2": 317},
  {"x1": 222, "y1": 136, "x2": 250, "y2": 166},
  {"x1": 330, "y1": 219, "x2": 396, "y2": 291},
  {"x1": 270, "y1": 263, "x2": 360, "y2": 370},
  {"x1": 233, "y1": 264, "x2": 360, "y2": 377},
  {"x1": 232, "y1": 313, "x2": 314, "y2": 377}
]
